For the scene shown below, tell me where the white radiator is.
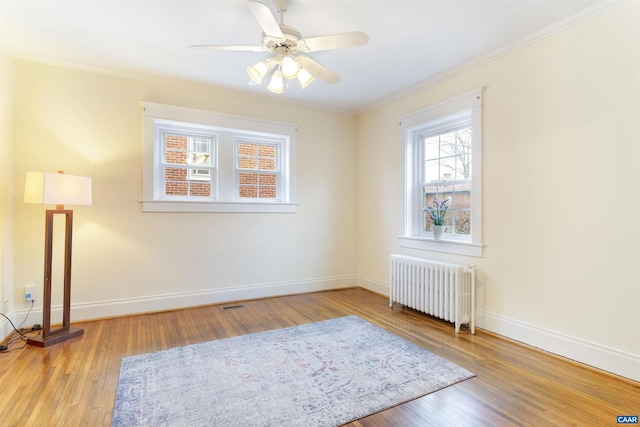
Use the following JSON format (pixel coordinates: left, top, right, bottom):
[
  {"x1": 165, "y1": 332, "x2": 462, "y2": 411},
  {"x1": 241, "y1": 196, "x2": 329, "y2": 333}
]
[{"x1": 389, "y1": 254, "x2": 475, "y2": 334}]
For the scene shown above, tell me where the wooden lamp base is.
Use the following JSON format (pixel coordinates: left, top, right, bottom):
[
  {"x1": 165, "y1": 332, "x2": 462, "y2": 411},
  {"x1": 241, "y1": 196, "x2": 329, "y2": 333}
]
[
  {"x1": 27, "y1": 209, "x2": 84, "y2": 348},
  {"x1": 27, "y1": 326, "x2": 84, "y2": 347}
]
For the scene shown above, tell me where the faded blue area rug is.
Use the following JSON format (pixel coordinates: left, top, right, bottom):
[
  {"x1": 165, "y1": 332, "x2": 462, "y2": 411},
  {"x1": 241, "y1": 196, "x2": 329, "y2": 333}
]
[{"x1": 112, "y1": 315, "x2": 474, "y2": 426}]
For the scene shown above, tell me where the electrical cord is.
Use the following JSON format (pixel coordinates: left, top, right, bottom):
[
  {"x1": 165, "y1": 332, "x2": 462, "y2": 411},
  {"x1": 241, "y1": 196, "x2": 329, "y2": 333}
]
[
  {"x1": 18, "y1": 300, "x2": 34, "y2": 330},
  {"x1": 0, "y1": 301, "x2": 39, "y2": 353}
]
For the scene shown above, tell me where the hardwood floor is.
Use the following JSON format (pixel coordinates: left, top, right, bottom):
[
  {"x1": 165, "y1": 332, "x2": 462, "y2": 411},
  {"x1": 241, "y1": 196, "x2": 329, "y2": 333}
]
[{"x1": 1, "y1": 288, "x2": 638, "y2": 426}]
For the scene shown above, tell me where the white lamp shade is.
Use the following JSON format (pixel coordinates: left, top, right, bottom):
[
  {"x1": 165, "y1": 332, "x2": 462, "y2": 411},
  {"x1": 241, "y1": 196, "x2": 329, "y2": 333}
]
[
  {"x1": 281, "y1": 56, "x2": 300, "y2": 79},
  {"x1": 25, "y1": 171, "x2": 92, "y2": 206},
  {"x1": 297, "y1": 68, "x2": 315, "y2": 89},
  {"x1": 267, "y1": 70, "x2": 285, "y2": 94},
  {"x1": 247, "y1": 59, "x2": 276, "y2": 84}
]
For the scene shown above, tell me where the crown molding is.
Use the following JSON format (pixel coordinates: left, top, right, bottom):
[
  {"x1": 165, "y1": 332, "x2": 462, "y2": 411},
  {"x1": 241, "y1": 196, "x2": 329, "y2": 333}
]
[{"x1": 364, "y1": 0, "x2": 629, "y2": 113}]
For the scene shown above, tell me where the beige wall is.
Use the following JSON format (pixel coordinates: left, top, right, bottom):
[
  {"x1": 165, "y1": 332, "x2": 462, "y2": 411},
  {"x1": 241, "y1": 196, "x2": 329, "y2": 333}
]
[
  {"x1": 357, "y1": 2, "x2": 640, "y2": 380},
  {"x1": 11, "y1": 61, "x2": 358, "y2": 319},
  {"x1": 0, "y1": 46, "x2": 15, "y2": 334}
]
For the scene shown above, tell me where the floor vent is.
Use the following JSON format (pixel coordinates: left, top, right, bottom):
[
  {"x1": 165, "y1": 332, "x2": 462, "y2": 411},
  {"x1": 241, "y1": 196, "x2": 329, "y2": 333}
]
[{"x1": 221, "y1": 304, "x2": 245, "y2": 310}]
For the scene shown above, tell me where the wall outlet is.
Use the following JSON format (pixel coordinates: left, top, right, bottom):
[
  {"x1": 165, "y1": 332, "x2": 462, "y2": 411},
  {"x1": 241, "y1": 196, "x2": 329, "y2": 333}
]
[
  {"x1": 24, "y1": 286, "x2": 36, "y2": 302},
  {"x1": 2, "y1": 299, "x2": 8, "y2": 313}
]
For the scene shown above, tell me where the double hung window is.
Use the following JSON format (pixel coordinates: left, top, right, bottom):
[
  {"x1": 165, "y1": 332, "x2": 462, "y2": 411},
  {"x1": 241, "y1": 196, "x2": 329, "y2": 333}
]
[{"x1": 398, "y1": 90, "x2": 483, "y2": 257}]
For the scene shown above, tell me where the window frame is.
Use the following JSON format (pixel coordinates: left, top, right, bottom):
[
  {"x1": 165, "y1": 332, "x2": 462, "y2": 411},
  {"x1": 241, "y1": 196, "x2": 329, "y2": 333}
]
[
  {"x1": 398, "y1": 89, "x2": 483, "y2": 257},
  {"x1": 141, "y1": 102, "x2": 297, "y2": 213}
]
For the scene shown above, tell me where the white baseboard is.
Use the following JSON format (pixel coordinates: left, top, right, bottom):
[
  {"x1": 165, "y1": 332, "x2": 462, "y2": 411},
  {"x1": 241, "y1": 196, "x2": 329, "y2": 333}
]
[
  {"x1": 356, "y1": 277, "x2": 640, "y2": 382},
  {"x1": 475, "y1": 310, "x2": 640, "y2": 382},
  {"x1": 12, "y1": 275, "x2": 357, "y2": 329},
  {"x1": 8, "y1": 275, "x2": 639, "y2": 383},
  {"x1": 357, "y1": 275, "x2": 389, "y2": 297}
]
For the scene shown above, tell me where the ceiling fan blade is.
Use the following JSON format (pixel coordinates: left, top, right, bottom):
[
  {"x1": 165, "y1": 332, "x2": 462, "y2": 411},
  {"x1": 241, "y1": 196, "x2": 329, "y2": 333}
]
[
  {"x1": 295, "y1": 55, "x2": 339, "y2": 84},
  {"x1": 189, "y1": 44, "x2": 265, "y2": 52},
  {"x1": 297, "y1": 32, "x2": 369, "y2": 52},
  {"x1": 247, "y1": 1, "x2": 284, "y2": 39}
]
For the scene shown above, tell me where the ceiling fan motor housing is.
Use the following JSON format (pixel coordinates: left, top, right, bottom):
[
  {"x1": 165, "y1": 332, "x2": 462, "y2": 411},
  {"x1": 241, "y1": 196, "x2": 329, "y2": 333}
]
[{"x1": 263, "y1": 25, "x2": 300, "y2": 52}]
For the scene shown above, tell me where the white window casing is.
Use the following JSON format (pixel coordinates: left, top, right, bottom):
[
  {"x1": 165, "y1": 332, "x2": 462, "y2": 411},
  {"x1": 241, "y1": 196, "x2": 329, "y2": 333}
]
[{"x1": 398, "y1": 89, "x2": 483, "y2": 257}]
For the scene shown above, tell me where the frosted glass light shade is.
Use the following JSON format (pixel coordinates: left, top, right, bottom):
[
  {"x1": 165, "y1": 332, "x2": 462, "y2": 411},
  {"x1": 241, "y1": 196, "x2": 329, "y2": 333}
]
[
  {"x1": 281, "y1": 56, "x2": 300, "y2": 79},
  {"x1": 267, "y1": 70, "x2": 284, "y2": 94},
  {"x1": 25, "y1": 171, "x2": 92, "y2": 206},
  {"x1": 247, "y1": 59, "x2": 276, "y2": 84},
  {"x1": 297, "y1": 68, "x2": 315, "y2": 89}
]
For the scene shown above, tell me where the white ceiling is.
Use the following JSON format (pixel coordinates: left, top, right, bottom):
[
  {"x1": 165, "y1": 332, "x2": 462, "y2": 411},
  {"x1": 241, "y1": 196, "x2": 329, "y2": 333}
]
[{"x1": 0, "y1": 0, "x2": 617, "y2": 112}]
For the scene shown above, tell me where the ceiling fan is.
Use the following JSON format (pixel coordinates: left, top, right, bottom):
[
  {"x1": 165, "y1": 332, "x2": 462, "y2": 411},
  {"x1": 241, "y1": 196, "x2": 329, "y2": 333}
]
[{"x1": 190, "y1": 0, "x2": 369, "y2": 93}]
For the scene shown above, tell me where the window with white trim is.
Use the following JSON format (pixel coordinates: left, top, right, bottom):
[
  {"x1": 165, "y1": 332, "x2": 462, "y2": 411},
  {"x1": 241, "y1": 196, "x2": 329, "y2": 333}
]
[
  {"x1": 398, "y1": 89, "x2": 483, "y2": 257},
  {"x1": 142, "y1": 102, "x2": 297, "y2": 213}
]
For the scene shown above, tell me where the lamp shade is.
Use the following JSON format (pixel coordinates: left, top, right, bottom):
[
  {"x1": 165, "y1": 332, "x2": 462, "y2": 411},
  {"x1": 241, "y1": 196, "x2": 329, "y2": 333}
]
[
  {"x1": 25, "y1": 171, "x2": 92, "y2": 206},
  {"x1": 281, "y1": 56, "x2": 300, "y2": 79},
  {"x1": 247, "y1": 59, "x2": 277, "y2": 84},
  {"x1": 297, "y1": 68, "x2": 315, "y2": 89},
  {"x1": 267, "y1": 70, "x2": 285, "y2": 94}
]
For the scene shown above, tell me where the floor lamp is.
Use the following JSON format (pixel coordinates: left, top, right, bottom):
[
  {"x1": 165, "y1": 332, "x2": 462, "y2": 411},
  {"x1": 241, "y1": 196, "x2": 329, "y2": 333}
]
[{"x1": 24, "y1": 171, "x2": 92, "y2": 347}]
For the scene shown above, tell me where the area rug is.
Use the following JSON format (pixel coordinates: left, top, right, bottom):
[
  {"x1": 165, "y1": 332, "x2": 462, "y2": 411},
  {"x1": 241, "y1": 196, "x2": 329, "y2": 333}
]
[{"x1": 112, "y1": 315, "x2": 474, "y2": 426}]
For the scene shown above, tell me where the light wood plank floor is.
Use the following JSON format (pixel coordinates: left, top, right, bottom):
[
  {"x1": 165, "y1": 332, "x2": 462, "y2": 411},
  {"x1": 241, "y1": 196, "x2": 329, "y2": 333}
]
[{"x1": 1, "y1": 288, "x2": 638, "y2": 426}]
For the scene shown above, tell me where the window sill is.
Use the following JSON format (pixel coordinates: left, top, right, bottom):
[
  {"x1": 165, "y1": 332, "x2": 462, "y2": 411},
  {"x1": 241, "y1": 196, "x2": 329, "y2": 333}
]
[
  {"x1": 398, "y1": 236, "x2": 483, "y2": 257},
  {"x1": 141, "y1": 200, "x2": 298, "y2": 213}
]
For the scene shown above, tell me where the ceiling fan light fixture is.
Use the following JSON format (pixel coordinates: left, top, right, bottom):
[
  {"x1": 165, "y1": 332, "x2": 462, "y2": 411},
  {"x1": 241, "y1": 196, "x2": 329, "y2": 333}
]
[
  {"x1": 297, "y1": 67, "x2": 315, "y2": 89},
  {"x1": 247, "y1": 59, "x2": 276, "y2": 84},
  {"x1": 192, "y1": 0, "x2": 368, "y2": 94},
  {"x1": 267, "y1": 69, "x2": 285, "y2": 93},
  {"x1": 281, "y1": 55, "x2": 300, "y2": 79}
]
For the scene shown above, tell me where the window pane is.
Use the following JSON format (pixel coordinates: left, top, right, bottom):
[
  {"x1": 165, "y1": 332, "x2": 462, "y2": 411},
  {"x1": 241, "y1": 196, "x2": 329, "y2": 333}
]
[
  {"x1": 454, "y1": 210, "x2": 471, "y2": 234},
  {"x1": 190, "y1": 137, "x2": 210, "y2": 153},
  {"x1": 258, "y1": 187, "x2": 276, "y2": 198},
  {"x1": 239, "y1": 185, "x2": 258, "y2": 198},
  {"x1": 456, "y1": 153, "x2": 471, "y2": 179},
  {"x1": 452, "y1": 183, "x2": 471, "y2": 209},
  {"x1": 239, "y1": 172, "x2": 258, "y2": 185},
  {"x1": 455, "y1": 128, "x2": 472, "y2": 179},
  {"x1": 239, "y1": 157, "x2": 257, "y2": 169},
  {"x1": 239, "y1": 172, "x2": 258, "y2": 198},
  {"x1": 456, "y1": 128, "x2": 472, "y2": 152},
  {"x1": 166, "y1": 167, "x2": 187, "y2": 182},
  {"x1": 164, "y1": 134, "x2": 188, "y2": 164},
  {"x1": 439, "y1": 131, "x2": 456, "y2": 156},
  {"x1": 258, "y1": 174, "x2": 276, "y2": 199},
  {"x1": 258, "y1": 145, "x2": 275, "y2": 157},
  {"x1": 258, "y1": 158, "x2": 275, "y2": 170},
  {"x1": 424, "y1": 159, "x2": 440, "y2": 183},
  {"x1": 443, "y1": 209, "x2": 454, "y2": 231},
  {"x1": 259, "y1": 174, "x2": 276, "y2": 186},
  {"x1": 165, "y1": 167, "x2": 188, "y2": 196},
  {"x1": 238, "y1": 143, "x2": 256, "y2": 155},
  {"x1": 190, "y1": 181, "x2": 211, "y2": 197},
  {"x1": 424, "y1": 136, "x2": 440, "y2": 160},
  {"x1": 440, "y1": 156, "x2": 456, "y2": 181}
]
